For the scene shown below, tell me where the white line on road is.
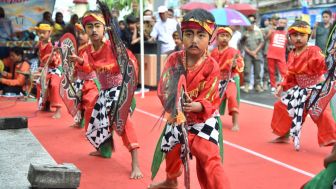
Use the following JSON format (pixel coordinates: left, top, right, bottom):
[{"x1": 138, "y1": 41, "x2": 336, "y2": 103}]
[
  {"x1": 240, "y1": 99, "x2": 274, "y2": 109},
  {"x1": 135, "y1": 108, "x2": 315, "y2": 178},
  {"x1": 223, "y1": 140, "x2": 315, "y2": 178}
]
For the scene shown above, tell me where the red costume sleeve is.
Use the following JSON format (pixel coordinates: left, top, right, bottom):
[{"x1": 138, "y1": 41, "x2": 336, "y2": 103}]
[
  {"x1": 85, "y1": 40, "x2": 120, "y2": 74},
  {"x1": 76, "y1": 45, "x2": 94, "y2": 74},
  {"x1": 158, "y1": 52, "x2": 220, "y2": 123},
  {"x1": 234, "y1": 51, "x2": 244, "y2": 73},
  {"x1": 281, "y1": 46, "x2": 327, "y2": 90},
  {"x1": 190, "y1": 57, "x2": 220, "y2": 121},
  {"x1": 186, "y1": 55, "x2": 220, "y2": 123},
  {"x1": 210, "y1": 48, "x2": 244, "y2": 78}
]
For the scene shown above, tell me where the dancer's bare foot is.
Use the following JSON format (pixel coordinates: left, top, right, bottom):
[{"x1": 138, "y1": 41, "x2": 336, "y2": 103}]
[
  {"x1": 130, "y1": 164, "x2": 143, "y2": 179},
  {"x1": 89, "y1": 151, "x2": 102, "y2": 157},
  {"x1": 324, "y1": 144, "x2": 336, "y2": 168},
  {"x1": 70, "y1": 123, "x2": 80, "y2": 128},
  {"x1": 231, "y1": 125, "x2": 239, "y2": 132},
  {"x1": 52, "y1": 108, "x2": 61, "y2": 119},
  {"x1": 231, "y1": 113, "x2": 239, "y2": 132},
  {"x1": 130, "y1": 149, "x2": 143, "y2": 179},
  {"x1": 148, "y1": 179, "x2": 178, "y2": 189},
  {"x1": 271, "y1": 136, "x2": 290, "y2": 143}
]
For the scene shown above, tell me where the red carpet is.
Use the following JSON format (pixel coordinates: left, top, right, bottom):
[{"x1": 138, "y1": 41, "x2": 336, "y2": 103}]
[{"x1": 0, "y1": 93, "x2": 331, "y2": 189}]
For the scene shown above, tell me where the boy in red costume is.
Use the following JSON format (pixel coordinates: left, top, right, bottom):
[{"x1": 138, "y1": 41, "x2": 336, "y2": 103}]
[
  {"x1": 211, "y1": 27, "x2": 244, "y2": 131},
  {"x1": 70, "y1": 10, "x2": 142, "y2": 179},
  {"x1": 35, "y1": 23, "x2": 62, "y2": 119},
  {"x1": 149, "y1": 9, "x2": 230, "y2": 189},
  {"x1": 271, "y1": 20, "x2": 336, "y2": 150},
  {"x1": 69, "y1": 23, "x2": 99, "y2": 130}
]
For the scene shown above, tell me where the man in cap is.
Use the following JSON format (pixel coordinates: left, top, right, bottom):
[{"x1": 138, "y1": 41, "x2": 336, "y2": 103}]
[{"x1": 149, "y1": 5, "x2": 179, "y2": 54}]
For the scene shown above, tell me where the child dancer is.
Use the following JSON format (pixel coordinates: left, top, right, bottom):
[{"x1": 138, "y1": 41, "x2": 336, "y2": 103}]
[
  {"x1": 70, "y1": 10, "x2": 143, "y2": 179},
  {"x1": 211, "y1": 26, "x2": 244, "y2": 131},
  {"x1": 69, "y1": 23, "x2": 99, "y2": 130},
  {"x1": 271, "y1": 20, "x2": 336, "y2": 150},
  {"x1": 35, "y1": 23, "x2": 62, "y2": 119},
  {"x1": 149, "y1": 9, "x2": 230, "y2": 189}
]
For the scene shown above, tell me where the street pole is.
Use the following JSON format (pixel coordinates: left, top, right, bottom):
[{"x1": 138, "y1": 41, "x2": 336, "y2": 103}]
[{"x1": 140, "y1": 0, "x2": 145, "y2": 98}]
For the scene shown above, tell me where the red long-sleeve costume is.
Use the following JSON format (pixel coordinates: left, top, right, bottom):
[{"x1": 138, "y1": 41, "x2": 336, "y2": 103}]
[
  {"x1": 83, "y1": 40, "x2": 139, "y2": 151},
  {"x1": 158, "y1": 51, "x2": 230, "y2": 189},
  {"x1": 73, "y1": 43, "x2": 99, "y2": 130},
  {"x1": 37, "y1": 41, "x2": 62, "y2": 108},
  {"x1": 271, "y1": 46, "x2": 336, "y2": 146},
  {"x1": 211, "y1": 47, "x2": 244, "y2": 115}
]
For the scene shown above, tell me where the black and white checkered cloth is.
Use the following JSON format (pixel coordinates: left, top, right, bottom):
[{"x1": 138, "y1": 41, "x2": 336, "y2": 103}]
[
  {"x1": 73, "y1": 79, "x2": 84, "y2": 93},
  {"x1": 189, "y1": 116, "x2": 219, "y2": 145},
  {"x1": 160, "y1": 116, "x2": 220, "y2": 152},
  {"x1": 281, "y1": 84, "x2": 322, "y2": 150},
  {"x1": 48, "y1": 67, "x2": 62, "y2": 77},
  {"x1": 86, "y1": 86, "x2": 121, "y2": 148},
  {"x1": 73, "y1": 79, "x2": 84, "y2": 123},
  {"x1": 161, "y1": 124, "x2": 183, "y2": 152},
  {"x1": 219, "y1": 79, "x2": 234, "y2": 98},
  {"x1": 333, "y1": 178, "x2": 336, "y2": 189},
  {"x1": 38, "y1": 67, "x2": 62, "y2": 110}
]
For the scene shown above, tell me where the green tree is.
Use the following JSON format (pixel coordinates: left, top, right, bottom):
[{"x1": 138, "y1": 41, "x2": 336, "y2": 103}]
[{"x1": 104, "y1": 0, "x2": 134, "y2": 11}]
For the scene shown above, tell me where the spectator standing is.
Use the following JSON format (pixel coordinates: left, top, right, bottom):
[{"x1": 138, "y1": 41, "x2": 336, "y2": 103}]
[
  {"x1": 143, "y1": 9, "x2": 154, "y2": 41},
  {"x1": 53, "y1": 12, "x2": 65, "y2": 40},
  {"x1": 312, "y1": 10, "x2": 332, "y2": 52},
  {"x1": 262, "y1": 15, "x2": 279, "y2": 91},
  {"x1": 242, "y1": 15, "x2": 264, "y2": 93},
  {"x1": 149, "y1": 6, "x2": 178, "y2": 54},
  {"x1": 39, "y1": 11, "x2": 54, "y2": 26},
  {"x1": 126, "y1": 15, "x2": 140, "y2": 54},
  {"x1": 0, "y1": 7, "x2": 13, "y2": 41},
  {"x1": 0, "y1": 7, "x2": 13, "y2": 58},
  {"x1": 167, "y1": 8, "x2": 174, "y2": 19},
  {"x1": 229, "y1": 26, "x2": 242, "y2": 50},
  {"x1": 266, "y1": 18, "x2": 288, "y2": 93}
]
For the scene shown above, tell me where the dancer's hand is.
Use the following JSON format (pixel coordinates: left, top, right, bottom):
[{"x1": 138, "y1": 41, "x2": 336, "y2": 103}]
[
  {"x1": 274, "y1": 85, "x2": 283, "y2": 98},
  {"x1": 69, "y1": 53, "x2": 84, "y2": 65},
  {"x1": 182, "y1": 93, "x2": 203, "y2": 113},
  {"x1": 183, "y1": 101, "x2": 203, "y2": 113}
]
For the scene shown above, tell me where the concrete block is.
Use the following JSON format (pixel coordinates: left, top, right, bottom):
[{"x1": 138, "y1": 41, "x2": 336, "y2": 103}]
[
  {"x1": 28, "y1": 163, "x2": 81, "y2": 188},
  {"x1": 0, "y1": 116, "x2": 27, "y2": 129}
]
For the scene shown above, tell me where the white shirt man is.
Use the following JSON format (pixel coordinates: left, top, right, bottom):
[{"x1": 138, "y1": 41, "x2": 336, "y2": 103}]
[{"x1": 150, "y1": 6, "x2": 178, "y2": 54}]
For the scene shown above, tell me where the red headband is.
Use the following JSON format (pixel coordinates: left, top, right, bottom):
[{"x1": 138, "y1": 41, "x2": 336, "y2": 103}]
[
  {"x1": 181, "y1": 20, "x2": 215, "y2": 35},
  {"x1": 82, "y1": 14, "x2": 105, "y2": 27}
]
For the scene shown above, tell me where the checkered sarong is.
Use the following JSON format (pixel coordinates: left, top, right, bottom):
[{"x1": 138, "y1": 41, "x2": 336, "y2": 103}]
[
  {"x1": 333, "y1": 178, "x2": 336, "y2": 189},
  {"x1": 160, "y1": 115, "x2": 219, "y2": 152},
  {"x1": 38, "y1": 67, "x2": 62, "y2": 110},
  {"x1": 86, "y1": 86, "x2": 121, "y2": 148},
  {"x1": 48, "y1": 67, "x2": 62, "y2": 77},
  {"x1": 73, "y1": 79, "x2": 84, "y2": 123},
  {"x1": 281, "y1": 84, "x2": 322, "y2": 150},
  {"x1": 219, "y1": 79, "x2": 235, "y2": 98}
]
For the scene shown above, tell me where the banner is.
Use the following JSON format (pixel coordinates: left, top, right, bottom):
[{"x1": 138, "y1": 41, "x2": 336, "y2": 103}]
[
  {"x1": 300, "y1": 0, "x2": 310, "y2": 24},
  {"x1": 0, "y1": 0, "x2": 56, "y2": 31}
]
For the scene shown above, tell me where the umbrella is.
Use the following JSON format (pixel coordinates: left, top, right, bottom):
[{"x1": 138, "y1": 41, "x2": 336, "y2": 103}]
[
  {"x1": 181, "y1": 2, "x2": 215, "y2": 11},
  {"x1": 227, "y1": 3, "x2": 257, "y2": 16},
  {"x1": 211, "y1": 8, "x2": 251, "y2": 26}
]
